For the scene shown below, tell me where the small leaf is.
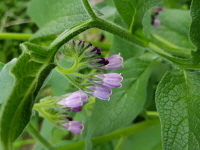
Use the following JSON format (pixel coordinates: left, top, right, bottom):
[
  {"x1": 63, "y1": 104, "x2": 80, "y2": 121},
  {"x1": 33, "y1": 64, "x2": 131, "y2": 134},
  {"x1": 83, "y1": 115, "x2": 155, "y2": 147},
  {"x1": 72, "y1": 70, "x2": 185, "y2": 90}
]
[
  {"x1": 0, "y1": 59, "x2": 17, "y2": 104},
  {"x1": 156, "y1": 69, "x2": 200, "y2": 149},
  {"x1": 85, "y1": 54, "x2": 158, "y2": 150},
  {"x1": 113, "y1": 0, "x2": 161, "y2": 33},
  {"x1": 0, "y1": 42, "x2": 56, "y2": 149}
]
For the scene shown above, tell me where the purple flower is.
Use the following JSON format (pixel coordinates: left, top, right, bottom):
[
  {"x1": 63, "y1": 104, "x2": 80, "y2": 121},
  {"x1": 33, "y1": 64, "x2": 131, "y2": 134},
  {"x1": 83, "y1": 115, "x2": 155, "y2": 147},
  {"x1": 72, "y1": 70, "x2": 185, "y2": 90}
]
[
  {"x1": 84, "y1": 46, "x2": 101, "y2": 57},
  {"x1": 94, "y1": 73, "x2": 123, "y2": 88},
  {"x1": 101, "y1": 54, "x2": 123, "y2": 70},
  {"x1": 68, "y1": 106, "x2": 82, "y2": 112},
  {"x1": 86, "y1": 85, "x2": 112, "y2": 100},
  {"x1": 62, "y1": 121, "x2": 83, "y2": 134},
  {"x1": 58, "y1": 91, "x2": 88, "y2": 108},
  {"x1": 153, "y1": 19, "x2": 160, "y2": 26}
]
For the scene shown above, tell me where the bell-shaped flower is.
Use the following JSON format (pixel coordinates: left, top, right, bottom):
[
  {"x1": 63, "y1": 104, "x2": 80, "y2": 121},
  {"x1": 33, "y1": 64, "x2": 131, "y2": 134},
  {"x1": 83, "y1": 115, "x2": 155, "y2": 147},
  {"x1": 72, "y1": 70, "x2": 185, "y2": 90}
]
[
  {"x1": 62, "y1": 121, "x2": 83, "y2": 134},
  {"x1": 86, "y1": 85, "x2": 112, "y2": 100},
  {"x1": 101, "y1": 54, "x2": 123, "y2": 70},
  {"x1": 57, "y1": 91, "x2": 88, "y2": 108},
  {"x1": 94, "y1": 73, "x2": 123, "y2": 88}
]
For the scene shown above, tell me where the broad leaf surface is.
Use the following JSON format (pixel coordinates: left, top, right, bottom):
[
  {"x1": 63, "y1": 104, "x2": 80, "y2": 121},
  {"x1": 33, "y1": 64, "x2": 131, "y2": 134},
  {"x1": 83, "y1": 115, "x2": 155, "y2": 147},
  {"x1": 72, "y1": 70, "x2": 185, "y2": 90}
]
[
  {"x1": 0, "y1": 42, "x2": 55, "y2": 149},
  {"x1": 27, "y1": 0, "x2": 90, "y2": 39},
  {"x1": 0, "y1": 59, "x2": 16, "y2": 104},
  {"x1": 190, "y1": 0, "x2": 200, "y2": 50},
  {"x1": 156, "y1": 69, "x2": 200, "y2": 150},
  {"x1": 85, "y1": 54, "x2": 158, "y2": 150},
  {"x1": 113, "y1": 0, "x2": 161, "y2": 33}
]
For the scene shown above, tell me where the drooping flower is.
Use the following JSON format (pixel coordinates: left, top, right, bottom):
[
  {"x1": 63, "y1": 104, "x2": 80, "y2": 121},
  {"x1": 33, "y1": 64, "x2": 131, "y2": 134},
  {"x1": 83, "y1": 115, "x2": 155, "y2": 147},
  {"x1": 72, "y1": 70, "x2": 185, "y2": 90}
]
[
  {"x1": 57, "y1": 91, "x2": 88, "y2": 108},
  {"x1": 62, "y1": 121, "x2": 84, "y2": 134},
  {"x1": 94, "y1": 73, "x2": 123, "y2": 88},
  {"x1": 85, "y1": 85, "x2": 112, "y2": 100},
  {"x1": 101, "y1": 54, "x2": 123, "y2": 70}
]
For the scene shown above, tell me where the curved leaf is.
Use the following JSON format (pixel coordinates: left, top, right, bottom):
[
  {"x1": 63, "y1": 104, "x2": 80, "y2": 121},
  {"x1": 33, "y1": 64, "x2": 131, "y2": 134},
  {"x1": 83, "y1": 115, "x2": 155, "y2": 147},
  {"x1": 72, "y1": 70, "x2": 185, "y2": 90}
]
[{"x1": 0, "y1": 42, "x2": 55, "y2": 150}]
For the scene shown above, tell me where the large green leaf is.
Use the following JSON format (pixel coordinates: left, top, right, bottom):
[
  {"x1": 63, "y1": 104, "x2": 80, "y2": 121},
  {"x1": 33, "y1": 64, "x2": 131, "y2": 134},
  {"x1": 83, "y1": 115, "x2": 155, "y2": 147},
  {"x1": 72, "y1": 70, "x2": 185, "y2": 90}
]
[
  {"x1": 0, "y1": 59, "x2": 17, "y2": 104},
  {"x1": 156, "y1": 69, "x2": 200, "y2": 150},
  {"x1": 113, "y1": 0, "x2": 161, "y2": 33},
  {"x1": 190, "y1": 0, "x2": 200, "y2": 50},
  {"x1": 84, "y1": 54, "x2": 158, "y2": 149},
  {"x1": 0, "y1": 42, "x2": 55, "y2": 150},
  {"x1": 143, "y1": 9, "x2": 194, "y2": 54},
  {"x1": 27, "y1": 0, "x2": 90, "y2": 39}
]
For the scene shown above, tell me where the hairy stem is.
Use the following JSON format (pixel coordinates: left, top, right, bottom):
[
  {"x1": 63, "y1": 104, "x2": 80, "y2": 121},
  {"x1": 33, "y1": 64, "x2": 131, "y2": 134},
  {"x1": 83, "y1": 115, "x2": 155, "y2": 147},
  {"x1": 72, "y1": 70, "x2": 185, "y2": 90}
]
[
  {"x1": 82, "y1": 0, "x2": 97, "y2": 19},
  {"x1": 26, "y1": 123, "x2": 54, "y2": 150}
]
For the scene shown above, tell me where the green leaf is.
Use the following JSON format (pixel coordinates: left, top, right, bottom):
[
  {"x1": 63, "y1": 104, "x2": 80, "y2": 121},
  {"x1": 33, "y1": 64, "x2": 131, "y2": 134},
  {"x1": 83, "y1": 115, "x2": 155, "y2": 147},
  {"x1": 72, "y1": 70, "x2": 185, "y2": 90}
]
[
  {"x1": 143, "y1": 9, "x2": 194, "y2": 54},
  {"x1": 112, "y1": 124, "x2": 162, "y2": 150},
  {"x1": 0, "y1": 42, "x2": 56, "y2": 150},
  {"x1": 113, "y1": 0, "x2": 161, "y2": 33},
  {"x1": 0, "y1": 62, "x2": 4, "y2": 71},
  {"x1": 0, "y1": 59, "x2": 16, "y2": 104},
  {"x1": 189, "y1": 0, "x2": 200, "y2": 51},
  {"x1": 27, "y1": 0, "x2": 90, "y2": 39},
  {"x1": 156, "y1": 69, "x2": 200, "y2": 149},
  {"x1": 85, "y1": 54, "x2": 158, "y2": 149}
]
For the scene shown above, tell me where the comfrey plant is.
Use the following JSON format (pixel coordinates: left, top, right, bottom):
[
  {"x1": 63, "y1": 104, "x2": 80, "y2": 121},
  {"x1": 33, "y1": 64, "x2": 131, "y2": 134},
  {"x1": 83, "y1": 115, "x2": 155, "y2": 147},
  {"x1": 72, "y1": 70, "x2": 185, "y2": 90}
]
[
  {"x1": 33, "y1": 40, "x2": 123, "y2": 134},
  {"x1": 1, "y1": 0, "x2": 200, "y2": 150}
]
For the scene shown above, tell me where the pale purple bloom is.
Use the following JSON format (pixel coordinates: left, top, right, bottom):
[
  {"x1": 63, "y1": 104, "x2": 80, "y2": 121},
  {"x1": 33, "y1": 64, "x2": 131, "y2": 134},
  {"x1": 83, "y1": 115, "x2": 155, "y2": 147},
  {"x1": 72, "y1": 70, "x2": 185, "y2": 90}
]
[
  {"x1": 153, "y1": 19, "x2": 160, "y2": 26},
  {"x1": 62, "y1": 121, "x2": 83, "y2": 134},
  {"x1": 86, "y1": 85, "x2": 112, "y2": 100},
  {"x1": 94, "y1": 73, "x2": 123, "y2": 88},
  {"x1": 58, "y1": 91, "x2": 88, "y2": 108},
  {"x1": 68, "y1": 106, "x2": 82, "y2": 112},
  {"x1": 101, "y1": 54, "x2": 123, "y2": 70}
]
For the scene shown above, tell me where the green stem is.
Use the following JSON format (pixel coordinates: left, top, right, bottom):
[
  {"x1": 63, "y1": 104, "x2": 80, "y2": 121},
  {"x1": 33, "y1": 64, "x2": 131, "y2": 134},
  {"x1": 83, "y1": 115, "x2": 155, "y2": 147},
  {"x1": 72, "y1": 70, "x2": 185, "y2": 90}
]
[
  {"x1": 56, "y1": 55, "x2": 79, "y2": 73},
  {"x1": 64, "y1": 74, "x2": 83, "y2": 89},
  {"x1": 26, "y1": 123, "x2": 54, "y2": 150},
  {"x1": 0, "y1": 33, "x2": 32, "y2": 40},
  {"x1": 54, "y1": 120, "x2": 160, "y2": 150},
  {"x1": 82, "y1": 0, "x2": 97, "y2": 19}
]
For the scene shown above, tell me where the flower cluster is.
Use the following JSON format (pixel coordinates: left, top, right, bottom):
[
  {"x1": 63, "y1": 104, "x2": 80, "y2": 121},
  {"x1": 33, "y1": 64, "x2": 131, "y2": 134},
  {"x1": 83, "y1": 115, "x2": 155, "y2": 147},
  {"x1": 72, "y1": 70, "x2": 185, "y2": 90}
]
[
  {"x1": 151, "y1": 7, "x2": 162, "y2": 26},
  {"x1": 35, "y1": 40, "x2": 123, "y2": 134}
]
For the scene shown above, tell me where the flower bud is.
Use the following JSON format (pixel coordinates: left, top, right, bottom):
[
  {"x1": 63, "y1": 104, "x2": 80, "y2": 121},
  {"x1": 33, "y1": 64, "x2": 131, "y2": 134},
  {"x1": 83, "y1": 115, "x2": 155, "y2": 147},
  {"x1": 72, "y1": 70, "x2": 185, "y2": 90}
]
[
  {"x1": 87, "y1": 57, "x2": 109, "y2": 68},
  {"x1": 68, "y1": 106, "x2": 82, "y2": 112},
  {"x1": 85, "y1": 85, "x2": 112, "y2": 100},
  {"x1": 101, "y1": 54, "x2": 123, "y2": 70},
  {"x1": 57, "y1": 91, "x2": 88, "y2": 108},
  {"x1": 62, "y1": 121, "x2": 84, "y2": 134},
  {"x1": 94, "y1": 73, "x2": 123, "y2": 88}
]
